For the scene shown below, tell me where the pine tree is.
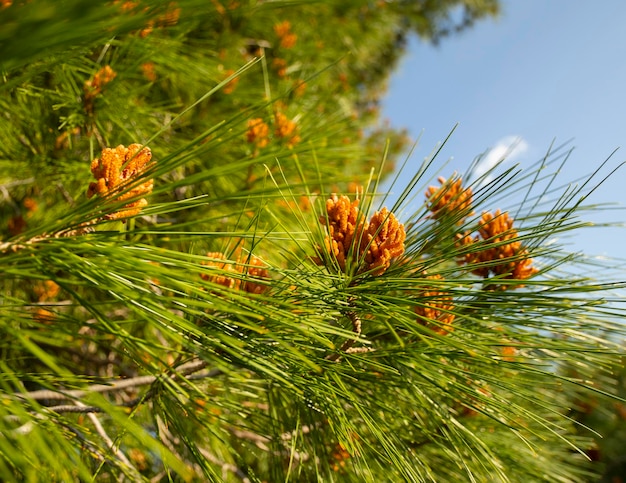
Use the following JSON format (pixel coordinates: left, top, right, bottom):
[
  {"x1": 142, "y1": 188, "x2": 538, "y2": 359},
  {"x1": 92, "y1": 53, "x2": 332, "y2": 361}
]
[{"x1": 1, "y1": 1, "x2": 624, "y2": 482}]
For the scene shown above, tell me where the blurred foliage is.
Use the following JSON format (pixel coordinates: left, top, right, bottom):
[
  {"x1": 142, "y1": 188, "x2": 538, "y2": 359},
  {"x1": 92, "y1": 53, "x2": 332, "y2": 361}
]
[
  {"x1": 1, "y1": 1, "x2": 625, "y2": 482},
  {"x1": 566, "y1": 355, "x2": 626, "y2": 482}
]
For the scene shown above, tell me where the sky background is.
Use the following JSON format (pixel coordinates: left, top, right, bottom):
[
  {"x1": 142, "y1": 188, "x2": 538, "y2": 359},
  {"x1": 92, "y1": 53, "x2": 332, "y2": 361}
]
[{"x1": 382, "y1": 0, "x2": 626, "y2": 268}]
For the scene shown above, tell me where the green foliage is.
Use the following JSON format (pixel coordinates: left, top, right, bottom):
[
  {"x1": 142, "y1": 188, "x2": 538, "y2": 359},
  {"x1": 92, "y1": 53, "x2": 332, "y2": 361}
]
[
  {"x1": 1, "y1": 1, "x2": 624, "y2": 482},
  {"x1": 566, "y1": 355, "x2": 626, "y2": 482}
]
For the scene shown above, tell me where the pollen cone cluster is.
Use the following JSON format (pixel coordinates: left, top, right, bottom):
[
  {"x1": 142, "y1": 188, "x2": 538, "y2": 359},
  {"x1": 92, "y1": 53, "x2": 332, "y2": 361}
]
[
  {"x1": 457, "y1": 209, "x2": 537, "y2": 286},
  {"x1": 32, "y1": 280, "x2": 61, "y2": 324},
  {"x1": 425, "y1": 176, "x2": 473, "y2": 223},
  {"x1": 315, "y1": 194, "x2": 405, "y2": 276},
  {"x1": 318, "y1": 194, "x2": 364, "y2": 272},
  {"x1": 83, "y1": 65, "x2": 116, "y2": 112},
  {"x1": 245, "y1": 111, "x2": 300, "y2": 151},
  {"x1": 86, "y1": 144, "x2": 154, "y2": 220},
  {"x1": 424, "y1": 176, "x2": 537, "y2": 287},
  {"x1": 274, "y1": 111, "x2": 301, "y2": 148},
  {"x1": 273, "y1": 20, "x2": 298, "y2": 49},
  {"x1": 246, "y1": 118, "x2": 270, "y2": 149},
  {"x1": 201, "y1": 252, "x2": 270, "y2": 295},
  {"x1": 364, "y1": 208, "x2": 407, "y2": 275}
]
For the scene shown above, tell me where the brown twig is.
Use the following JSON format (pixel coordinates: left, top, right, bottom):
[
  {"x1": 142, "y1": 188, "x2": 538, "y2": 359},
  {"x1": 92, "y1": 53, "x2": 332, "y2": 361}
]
[
  {"x1": 14, "y1": 360, "x2": 220, "y2": 413},
  {"x1": 0, "y1": 222, "x2": 96, "y2": 254},
  {"x1": 325, "y1": 309, "x2": 363, "y2": 362},
  {"x1": 75, "y1": 400, "x2": 142, "y2": 482},
  {"x1": 198, "y1": 446, "x2": 252, "y2": 482}
]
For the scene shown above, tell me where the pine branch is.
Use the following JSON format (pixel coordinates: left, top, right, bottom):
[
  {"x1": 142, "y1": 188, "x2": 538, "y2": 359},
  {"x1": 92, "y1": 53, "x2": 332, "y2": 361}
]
[
  {"x1": 76, "y1": 400, "x2": 143, "y2": 481},
  {"x1": 14, "y1": 359, "x2": 219, "y2": 405},
  {"x1": 325, "y1": 305, "x2": 363, "y2": 362}
]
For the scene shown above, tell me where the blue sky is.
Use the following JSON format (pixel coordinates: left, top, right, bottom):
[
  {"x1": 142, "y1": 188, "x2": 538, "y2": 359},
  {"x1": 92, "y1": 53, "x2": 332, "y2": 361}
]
[{"x1": 382, "y1": 0, "x2": 626, "y2": 267}]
